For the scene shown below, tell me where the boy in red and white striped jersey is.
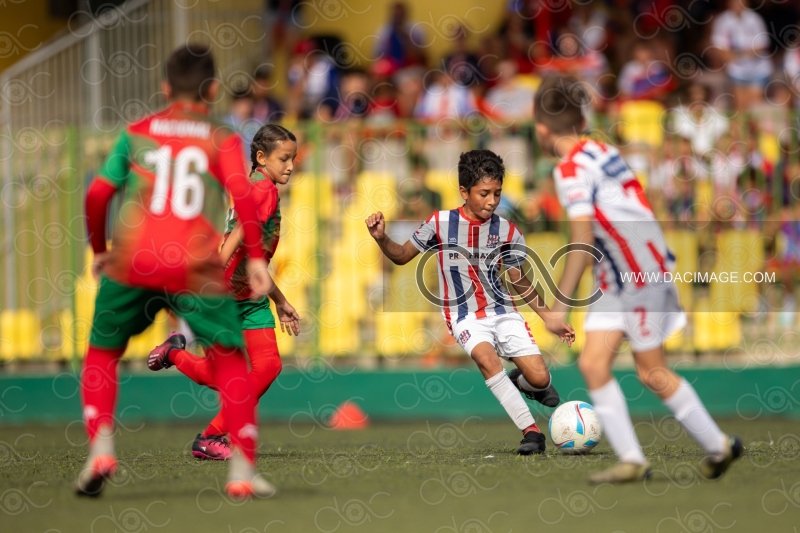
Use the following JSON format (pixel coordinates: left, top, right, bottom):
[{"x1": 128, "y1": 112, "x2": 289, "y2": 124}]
[
  {"x1": 366, "y1": 150, "x2": 575, "y2": 455},
  {"x1": 534, "y1": 74, "x2": 742, "y2": 483}
]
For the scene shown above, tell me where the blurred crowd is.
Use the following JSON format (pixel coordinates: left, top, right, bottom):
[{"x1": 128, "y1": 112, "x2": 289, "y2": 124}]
[{"x1": 227, "y1": 0, "x2": 800, "y2": 297}]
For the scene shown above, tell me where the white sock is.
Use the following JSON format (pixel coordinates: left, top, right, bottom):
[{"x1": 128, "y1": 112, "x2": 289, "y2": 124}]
[
  {"x1": 589, "y1": 379, "x2": 647, "y2": 465},
  {"x1": 663, "y1": 378, "x2": 727, "y2": 458},
  {"x1": 228, "y1": 448, "x2": 255, "y2": 483},
  {"x1": 485, "y1": 371, "x2": 536, "y2": 431},
  {"x1": 517, "y1": 373, "x2": 551, "y2": 392}
]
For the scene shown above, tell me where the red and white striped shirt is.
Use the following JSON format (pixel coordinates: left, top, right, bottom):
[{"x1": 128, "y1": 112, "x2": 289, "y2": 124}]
[
  {"x1": 553, "y1": 139, "x2": 675, "y2": 293},
  {"x1": 410, "y1": 207, "x2": 527, "y2": 327}
]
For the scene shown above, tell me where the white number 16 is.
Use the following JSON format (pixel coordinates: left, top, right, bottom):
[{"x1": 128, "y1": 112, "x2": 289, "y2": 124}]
[{"x1": 144, "y1": 145, "x2": 206, "y2": 219}]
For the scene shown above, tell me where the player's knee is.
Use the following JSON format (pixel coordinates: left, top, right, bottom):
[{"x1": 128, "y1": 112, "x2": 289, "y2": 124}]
[
  {"x1": 251, "y1": 358, "x2": 282, "y2": 397},
  {"x1": 636, "y1": 365, "x2": 673, "y2": 395},
  {"x1": 577, "y1": 354, "x2": 605, "y2": 379}
]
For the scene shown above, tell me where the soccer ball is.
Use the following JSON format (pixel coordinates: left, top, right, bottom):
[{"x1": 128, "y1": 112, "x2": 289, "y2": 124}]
[{"x1": 548, "y1": 401, "x2": 602, "y2": 453}]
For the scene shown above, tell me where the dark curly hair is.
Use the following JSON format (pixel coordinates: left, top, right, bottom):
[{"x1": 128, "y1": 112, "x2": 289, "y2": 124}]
[
  {"x1": 457, "y1": 150, "x2": 505, "y2": 191},
  {"x1": 250, "y1": 124, "x2": 296, "y2": 174}
]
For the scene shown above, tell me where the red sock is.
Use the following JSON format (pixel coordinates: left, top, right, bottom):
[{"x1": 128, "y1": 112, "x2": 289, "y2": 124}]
[
  {"x1": 81, "y1": 345, "x2": 125, "y2": 442},
  {"x1": 523, "y1": 423, "x2": 541, "y2": 435},
  {"x1": 202, "y1": 328, "x2": 282, "y2": 437},
  {"x1": 205, "y1": 344, "x2": 257, "y2": 462},
  {"x1": 172, "y1": 349, "x2": 216, "y2": 390}
]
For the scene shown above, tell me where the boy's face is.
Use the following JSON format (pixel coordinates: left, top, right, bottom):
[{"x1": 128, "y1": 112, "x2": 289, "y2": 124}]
[{"x1": 460, "y1": 176, "x2": 502, "y2": 220}]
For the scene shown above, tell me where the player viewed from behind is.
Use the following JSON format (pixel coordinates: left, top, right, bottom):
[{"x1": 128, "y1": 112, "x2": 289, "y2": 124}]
[
  {"x1": 77, "y1": 44, "x2": 276, "y2": 499},
  {"x1": 533, "y1": 75, "x2": 742, "y2": 483},
  {"x1": 147, "y1": 125, "x2": 301, "y2": 461},
  {"x1": 366, "y1": 150, "x2": 575, "y2": 455}
]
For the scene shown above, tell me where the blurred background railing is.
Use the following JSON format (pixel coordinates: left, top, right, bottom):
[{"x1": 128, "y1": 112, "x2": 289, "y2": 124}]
[{"x1": 3, "y1": 0, "x2": 800, "y2": 367}]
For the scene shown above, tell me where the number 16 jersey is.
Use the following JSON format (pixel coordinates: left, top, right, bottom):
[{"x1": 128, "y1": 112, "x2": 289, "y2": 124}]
[{"x1": 96, "y1": 101, "x2": 246, "y2": 294}]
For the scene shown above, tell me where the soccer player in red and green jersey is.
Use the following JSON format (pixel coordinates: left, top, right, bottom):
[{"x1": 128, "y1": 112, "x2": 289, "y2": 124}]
[
  {"x1": 147, "y1": 125, "x2": 301, "y2": 460},
  {"x1": 76, "y1": 44, "x2": 275, "y2": 499}
]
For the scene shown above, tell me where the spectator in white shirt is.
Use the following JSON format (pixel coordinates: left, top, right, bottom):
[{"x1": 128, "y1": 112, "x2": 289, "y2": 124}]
[
  {"x1": 710, "y1": 0, "x2": 773, "y2": 110},
  {"x1": 669, "y1": 83, "x2": 730, "y2": 156},
  {"x1": 484, "y1": 60, "x2": 535, "y2": 121},
  {"x1": 415, "y1": 70, "x2": 477, "y2": 121}
]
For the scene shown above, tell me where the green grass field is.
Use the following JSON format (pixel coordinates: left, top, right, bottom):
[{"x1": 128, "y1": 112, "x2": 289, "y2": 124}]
[{"x1": 1, "y1": 417, "x2": 798, "y2": 533}]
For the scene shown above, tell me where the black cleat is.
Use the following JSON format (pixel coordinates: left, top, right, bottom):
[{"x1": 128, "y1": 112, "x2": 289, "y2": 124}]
[
  {"x1": 147, "y1": 332, "x2": 186, "y2": 371},
  {"x1": 517, "y1": 430, "x2": 547, "y2": 455},
  {"x1": 700, "y1": 435, "x2": 744, "y2": 480},
  {"x1": 508, "y1": 368, "x2": 560, "y2": 407}
]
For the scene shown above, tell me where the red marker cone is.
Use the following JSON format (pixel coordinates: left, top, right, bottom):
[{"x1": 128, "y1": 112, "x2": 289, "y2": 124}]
[{"x1": 328, "y1": 401, "x2": 369, "y2": 430}]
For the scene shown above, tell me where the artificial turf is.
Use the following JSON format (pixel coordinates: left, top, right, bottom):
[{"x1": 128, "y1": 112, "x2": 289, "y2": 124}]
[{"x1": 1, "y1": 417, "x2": 798, "y2": 532}]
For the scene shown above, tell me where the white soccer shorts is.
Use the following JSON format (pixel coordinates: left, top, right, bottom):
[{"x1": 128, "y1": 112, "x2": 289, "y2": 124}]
[
  {"x1": 451, "y1": 313, "x2": 541, "y2": 360},
  {"x1": 583, "y1": 282, "x2": 687, "y2": 351}
]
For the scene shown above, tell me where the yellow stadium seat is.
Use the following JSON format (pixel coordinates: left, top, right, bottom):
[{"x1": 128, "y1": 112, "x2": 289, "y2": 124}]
[
  {"x1": 322, "y1": 269, "x2": 368, "y2": 320},
  {"x1": 356, "y1": 172, "x2": 401, "y2": 219},
  {"x1": 0, "y1": 309, "x2": 42, "y2": 360},
  {"x1": 758, "y1": 133, "x2": 780, "y2": 165},
  {"x1": 281, "y1": 204, "x2": 319, "y2": 259},
  {"x1": 317, "y1": 302, "x2": 359, "y2": 355},
  {"x1": 425, "y1": 170, "x2": 463, "y2": 210},
  {"x1": 374, "y1": 311, "x2": 432, "y2": 358},
  {"x1": 693, "y1": 298, "x2": 741, "y2": 352},
  {"x1": 711, "y1": 230, "x2": 764, "y2": 313},
  {"x1": 619, "y1": 100, "x2": 665, "y2": 147},
  {"x1": 503, "y1": 173, "x2": 526, "y2": 203},
  {"x1": 664, "y1": 230, "x2": 697, "y2": 311},
  {"x1": 58, "y1": 309, "x2": 93, "y2": 359},
  {"x1": 289, "y1": 172, "x2": 334, "y2": 220},
  {"x1": 695, "y1": 180, "x2": 713, "y2": 207},
  {"x1": 524, "y1": 232, "x2": 568, "y2": 308}
]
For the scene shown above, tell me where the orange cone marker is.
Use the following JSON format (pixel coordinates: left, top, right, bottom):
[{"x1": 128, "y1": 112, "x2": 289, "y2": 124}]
[{"x1": 328, "y1": 401, "x2": 369, "y2": 430}]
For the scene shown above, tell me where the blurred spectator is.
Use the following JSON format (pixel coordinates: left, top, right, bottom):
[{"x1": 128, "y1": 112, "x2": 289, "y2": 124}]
[
  {"x1": 618, "y1": 41, "x2": 675, "y2": 101},
  {"x1": 398, "y1": 155, "x2": 442, "y2": 219},
  {"x1": 225, "y1": 87, "x2": 258, "y2": 148},
  {"x1": 319, "y1": 69, "x2": 370, "y2": 122},
  {"x1": 708, "y1": 134, "x2": 745, "y2": 205},
  {"x1": 670, "y1": 83, "x2": 729, "y2": 156},
  {"x1": 484, "y1": 60, "x2": 535, "y2": 120},
  {"x1": 783, "y1": 42, "x2": 800, "y2": 106},
  {"x1": 541, "y1": 31, "x2": 609, "y2": 93},
  {"x1": 710, "y1": 0, "x2": 773, "y2": 111},
  {"x1": 287, "y1": 40, "x2": 339, "y2": 119},
  {"x1": 498, "y1": 7, "x2": 533, "y2": 74},
  {"x1": 251, "y1": 65, "x2": 284, "y2": 124},
  {"x1": 526, "y1": 177, "x2": 563, "y2": 233},
  {"x1": 415, "y1": 71, "x2": 477, "y2": 120},
  {"x1": 670, "y1": 175, "x2": 696, "y2": 227},
  {"x1": 374, "y1": 2, "x2": 427, "y2": 68},
  {"x1": 444, "y1": 26, "x2": 482, "y2": 88},
  {"x1": 393, "y1": 66, "x2": 424, "y2": 119},
  {"x1": 568, "y1": 3, "x2": 608, "y2": 52}
]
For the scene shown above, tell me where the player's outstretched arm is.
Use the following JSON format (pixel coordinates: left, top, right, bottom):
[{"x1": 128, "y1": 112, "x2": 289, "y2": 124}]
[
  {"x1": 552, "y1": 215, "x2": 594, "y2": 315},
  {"x1": 506, "y1": 266, "x2": 575, "y2": 347},
  {"x1": 365, "y1": 211, "x2": 420, "y2": 266}
]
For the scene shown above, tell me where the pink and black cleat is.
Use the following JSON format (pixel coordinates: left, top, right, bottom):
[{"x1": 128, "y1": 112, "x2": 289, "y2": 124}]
[
  {"x1": 147, "y1": 332, "x2": 186, "y2": 371},
  {"x1": 192, "y1": 433, "x2": 232, "y2": 461}
]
